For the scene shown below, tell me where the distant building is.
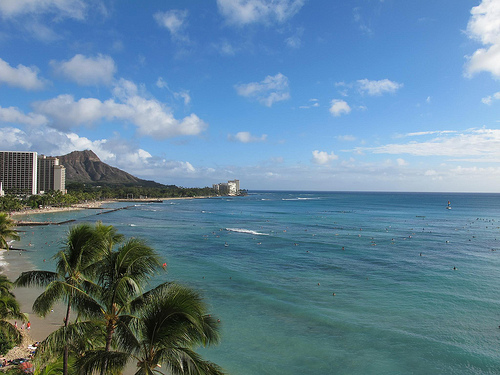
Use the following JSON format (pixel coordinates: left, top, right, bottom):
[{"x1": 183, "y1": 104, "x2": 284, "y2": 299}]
[
  {"x1": 37, "y1": 155, "x2": 66, "y2": 194},
  {"x1": 213, "y1": 179, "x2": 240, "y2": 196},
  {"x1": 0, "y1": 151, "x2": 38, "y2": 195},
  {"x1": 228, "y1": 180, "x2": 239, "y2": 195},
  {"x1": 0, "y1": 151, "x2": 66, "y2": 196}
]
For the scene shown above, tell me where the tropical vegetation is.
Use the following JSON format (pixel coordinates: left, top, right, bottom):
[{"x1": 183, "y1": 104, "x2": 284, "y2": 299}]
[
  {"x1": 0, "y1": 213, "x2": 20, "y2": 250},
  {"x1": 0, "y1": 185, "x2": 220, "y2": 214},
  {"x1": 15, "y1": 222, "x2": 224, "y2": 375},
  {"x1": 0, "y1": 275, "x2": 26, "y2": 356}
]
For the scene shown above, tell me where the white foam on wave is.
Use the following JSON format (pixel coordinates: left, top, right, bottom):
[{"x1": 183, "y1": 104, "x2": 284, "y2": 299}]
[
  {"x1": 282, "y1": 197, "x2": 320, "y2": 201},
  {"x1": 225, "y1": 228, "x2": 269, "y2": 236}
]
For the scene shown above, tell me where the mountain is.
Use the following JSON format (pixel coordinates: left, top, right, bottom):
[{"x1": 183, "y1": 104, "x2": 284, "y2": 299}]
[{"x1": 57, "y1": 150, "x2": 164, "y2": 187}]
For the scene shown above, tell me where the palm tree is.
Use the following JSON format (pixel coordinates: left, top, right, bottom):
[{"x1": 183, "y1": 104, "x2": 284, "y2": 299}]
[
  {"x1": 77, "y1": 269, "x2": 225, "y2": 374},
  {"x1": 0, "y1": 277, "x2": 26, "y2": 353},
  {"x1": 0, "y1": 213, "x2": 20, "y2": 250},
  {"x1": 129, "y1": 282, "x2": 224, "y2": 375},
  {"x1": 91, "y1": 237, "x2": 161, "y2": 375},
  {"x1": 15, "y1": 222, "x2": 121, "y2": 375}
]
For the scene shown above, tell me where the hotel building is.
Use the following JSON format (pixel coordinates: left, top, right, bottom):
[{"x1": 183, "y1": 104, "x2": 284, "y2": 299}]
[
  {"x1": 0, "y1": 151, "x2": 66, "y2": 196},
  {"x1": 213, "y1": 179, "x2": 240, "y2": 196}
]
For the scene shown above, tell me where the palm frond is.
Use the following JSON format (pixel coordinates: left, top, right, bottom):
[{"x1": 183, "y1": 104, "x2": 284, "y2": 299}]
[
  {"x1": 75, "y1": 349, "x2": 130, "y2": 375},
  {"x1": 0, "y1": 320, "x2": 22, "y2": 345},
  {"x1": 159, "y1": 347, "x2": 225, "y2": 375},
  {"x1": 15, "y1": 270, "x2": 59, "y2": 288}
]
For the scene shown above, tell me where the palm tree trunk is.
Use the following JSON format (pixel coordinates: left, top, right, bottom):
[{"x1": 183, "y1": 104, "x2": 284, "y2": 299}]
[
  {"x1": 100, "y1": 321, "x2": 114, "y2": 375},
  {"x1": 62, "y1": 301, "x2": 71, "y2": 375}
]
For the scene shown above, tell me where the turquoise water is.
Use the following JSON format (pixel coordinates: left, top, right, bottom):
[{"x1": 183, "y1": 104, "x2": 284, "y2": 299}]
[{"x1": 11, "y1": 192, "x2": 500, "y2": 374}]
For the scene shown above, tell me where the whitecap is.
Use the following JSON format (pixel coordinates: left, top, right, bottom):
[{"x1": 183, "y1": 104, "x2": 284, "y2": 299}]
[{"x1": 225, "y1": 228, "x2": 269, "y2": 236}]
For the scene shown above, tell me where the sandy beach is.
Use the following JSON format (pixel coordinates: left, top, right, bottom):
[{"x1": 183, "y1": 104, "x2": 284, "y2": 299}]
[{"x1": 9, "y1": 199, "x2": 116, "y2": 219}]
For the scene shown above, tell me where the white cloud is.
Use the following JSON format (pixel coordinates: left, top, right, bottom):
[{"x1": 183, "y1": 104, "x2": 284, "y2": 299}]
[
  {"x1": 285, "y1": 27, "x2": 304, "y2": 49},
  {"x1": 357, "y1": 79, "x2": 403, "y2": 96},
  {"x1": 156, "y1": 77, "x2": 191, "y2": 105},
  {"x1": 312, "y1": 150, "x2": 338, "y2": 165},
  {"x1": 0, "y1": 0, "x2": 87, "y2": 20},
  {"x1": 402, "y1": 130, "x2": 456, "y2": 137},
  {"x1": 228, "y1": 131, "x2": 267, "y2": 143},
  {"x1": 51, "y1": 54, "x2": 116, "y2": 86},
  {"x1": 0, "y1": 127, "x2": 30, "y2": 147},
  {"x1": 33, "y1": 79, "x2": 208, "y2": 138},
  {"x1": 336, "y1": 135, "x2": 356, "y2": 141},
  {"x1": 329, "y1": 99, "x2": 351, "y2": 117},
  {"x1": 0, "y1": 58, "x2": 47, "y2": 90},
  {"x1": 235, "y1": 73, "x2": 290, "y2": 107},
  {"x1": 174, "y1": 90, "x2": 191, "y2": 106},
  {"x1": 214, "y1": 40, "x2": 238, "y2": 56},
  {"x1": 467, "y1": 0, "x2": 500, "y2": 46},
  {"x1": 466, "y1": 0, "x2": 500, "y2": 78},
  {"x1": 300, "y1": 98, "x2": 319, "y2": 109},
  {"x1": 0, "y1": 124, "x2": 199, "y2": 181},
  {"x1": 481, "y1": 91, "x2": 500, "y2": 104},
  {"x1": 217, "y1": 0, "x2": 304, "y2": 25},
  {"x1": 154, "y1": 10, "x2": 189, "y2": 42},
  {"x1": 361, "y1": 128, "x2": 500, "y2": 159},
  {"x1": 0, "y1": 106, "x2": 47, "y2": 126},
  {"x1": 396, "y1": 158, "x2": 408, "y2": 166}
]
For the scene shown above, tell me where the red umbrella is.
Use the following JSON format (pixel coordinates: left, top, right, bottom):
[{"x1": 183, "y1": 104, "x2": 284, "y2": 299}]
[{"x1": 19, "y1": 361, "x2": 33, "y2": 373}]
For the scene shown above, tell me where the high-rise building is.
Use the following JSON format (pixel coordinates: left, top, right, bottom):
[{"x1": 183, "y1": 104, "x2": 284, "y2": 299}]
[
  {"x1": 228, "y1": 179, "x2": 240, "y2": 195},
  {"x1": 0, "y1": 151, "x2": 38, "y2": 195},
  {"x1": 0, "y1": 151, "x2": 66, "y2": 196},
  {"x1": 37, "y1": 155, "x2": 66, "y2": 194},
  {"x1": 213, "y1": 179, "x2": 241, "y2": 196}
]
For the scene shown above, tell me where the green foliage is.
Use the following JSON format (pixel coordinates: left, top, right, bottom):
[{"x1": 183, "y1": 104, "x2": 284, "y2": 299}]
[
  {"x1": 23, "y1": 222, "x2": 224, "y2": 375},
  {"x1": 0, "y1": 213, "x2": 20, "y2": 250},
  {"x1": 0, "y1": 185, "x2": 220, "y2": 213},
  {"x1": 0, "y1": 329, "x2": 15, "y2": 355}
]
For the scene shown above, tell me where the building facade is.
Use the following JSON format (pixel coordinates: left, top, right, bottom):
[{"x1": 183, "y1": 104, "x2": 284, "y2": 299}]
[
  {"x1": 0, "y1": 151, "x2": 66, "y2": 196},
  {"x1": 37, "y1": 155, "x2": 66, "y2": 194},
  {"x1": 0, "y1": 151, "x2": 38, "y2": 195},
  {"x1": 213, "y1": 179, "x2": 240, "y2": 196}
]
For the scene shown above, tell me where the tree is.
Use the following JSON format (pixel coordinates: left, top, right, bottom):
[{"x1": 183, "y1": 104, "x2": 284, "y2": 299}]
[
  {"x1": 15, "y1": 222, "x2": 121, "y2": 375},
  {"x1": 0, "y1": 276, "x2": 26, "y2": 355},
  {"x1": 0, "y1": 213, "x2": 20, "y2": 250},
  {"x1": 77, "y1": 246, "x2": 224, "y2": 375},
  {"x1": 129, "y1": 283, "x2": 224, "y2": 375},
  {"x1": 89, "y1": 237, "x2": 161, "y2": 375}
]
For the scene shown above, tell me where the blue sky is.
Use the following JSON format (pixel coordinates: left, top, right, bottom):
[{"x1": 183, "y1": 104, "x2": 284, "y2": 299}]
[{"x1": 1, "y1": 0, "x2": 500, "y2": 192}]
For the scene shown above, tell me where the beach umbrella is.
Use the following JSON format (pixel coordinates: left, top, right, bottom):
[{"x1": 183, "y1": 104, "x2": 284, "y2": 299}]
[{"x1": 19, "y1": 361, "x2": 33, "y2": 373}]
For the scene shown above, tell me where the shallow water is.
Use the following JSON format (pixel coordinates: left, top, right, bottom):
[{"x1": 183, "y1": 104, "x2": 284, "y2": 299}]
[{"x1": 12, "y1": 192, "x2": 500, "y2": 374}]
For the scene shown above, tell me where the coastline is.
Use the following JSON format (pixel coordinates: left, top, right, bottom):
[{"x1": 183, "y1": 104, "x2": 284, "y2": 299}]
[
  {"x1": 9, "y1": 196, "x2": 213, "y2": 221},
  {"x1": 0, "y1": 248, "x2": 65, "y2": 363},
  {"x1": 0, "y1": 197, "x2": 213, "y2": 357},
  {"x1": 1, "y1": 201, "x2": 151, "y2": 374}
]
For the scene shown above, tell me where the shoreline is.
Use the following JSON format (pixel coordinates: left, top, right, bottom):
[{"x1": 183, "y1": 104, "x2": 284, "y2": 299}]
[
  {"x1": 2, "y1": 202, "x2": 173, "y2": 374},
  {"x1": 9, "y1": 196, "x2": 213, "y2": 221}
]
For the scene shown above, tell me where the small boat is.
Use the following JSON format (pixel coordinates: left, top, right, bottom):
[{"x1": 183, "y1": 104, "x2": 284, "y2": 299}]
[{"x1": 446, "y1": 201, "x2": 452, "y2": 210}]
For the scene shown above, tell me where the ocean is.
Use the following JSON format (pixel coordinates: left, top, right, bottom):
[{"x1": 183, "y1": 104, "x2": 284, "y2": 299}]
[{"x1": 8, "y1": 191, "x2": 500, "y2": 374}]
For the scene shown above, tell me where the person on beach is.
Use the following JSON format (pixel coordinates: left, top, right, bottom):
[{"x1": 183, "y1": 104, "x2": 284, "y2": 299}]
[
  {"x1": 14, "y1": 321, "x2": 17, "y2": 329},
  {"x1": 27, "y1": 321, "x2": 31, "y2": 330}
]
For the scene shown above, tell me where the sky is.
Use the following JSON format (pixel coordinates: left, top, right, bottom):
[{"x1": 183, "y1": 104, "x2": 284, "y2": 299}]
[{"x1": 0, "y1": 0, "x2": 500, "y2": 192}]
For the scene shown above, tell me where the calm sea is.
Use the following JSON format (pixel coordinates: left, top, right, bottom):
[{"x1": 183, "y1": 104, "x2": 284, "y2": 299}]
[{"x1": 9, "y1": 191, "x2": 500, "y2": 374}]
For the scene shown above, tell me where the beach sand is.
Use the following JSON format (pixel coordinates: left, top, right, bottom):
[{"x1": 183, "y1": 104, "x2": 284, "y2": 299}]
[{"x1": 9, "y1": 200, "x2": 116, "y2": 219}]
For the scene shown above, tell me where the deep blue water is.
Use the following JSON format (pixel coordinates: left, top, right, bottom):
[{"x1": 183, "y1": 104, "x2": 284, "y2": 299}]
[{"x1": 11, "y1": 192, "x2": 500, "y2": 374}]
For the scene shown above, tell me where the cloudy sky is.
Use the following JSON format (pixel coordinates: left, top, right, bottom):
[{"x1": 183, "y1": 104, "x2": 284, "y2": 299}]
[{"x1": 1, "y1": 0, "x2": 499, "y2": 192}]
